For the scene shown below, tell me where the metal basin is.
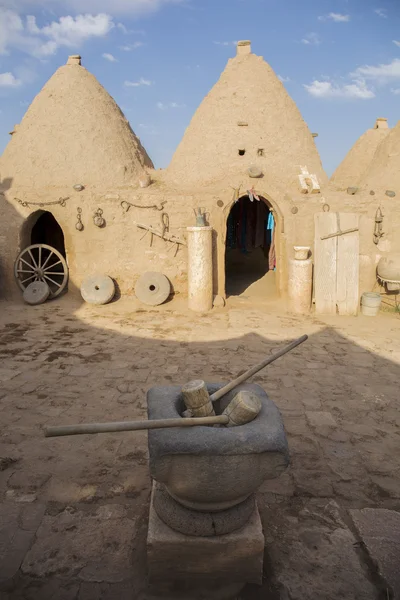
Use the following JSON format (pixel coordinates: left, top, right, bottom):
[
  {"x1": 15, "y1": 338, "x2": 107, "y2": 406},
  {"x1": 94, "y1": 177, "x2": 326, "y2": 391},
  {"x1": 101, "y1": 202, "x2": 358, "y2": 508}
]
[{"x1": 377, "y1": 253, "x2": 400, "y2": 283}]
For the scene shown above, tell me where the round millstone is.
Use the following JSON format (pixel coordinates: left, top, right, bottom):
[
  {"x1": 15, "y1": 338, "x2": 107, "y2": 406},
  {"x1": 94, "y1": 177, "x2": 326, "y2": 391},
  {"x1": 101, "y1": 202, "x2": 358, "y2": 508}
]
[
  {"x1": 80, "y1": 275, "x2": 115, "y2": 305},
  {"x1": 23, "y1": 281, "x2": 50, "y2": 305},
  {"x1": 134, "y1": 272, "x2": 171, "y2": 306}
]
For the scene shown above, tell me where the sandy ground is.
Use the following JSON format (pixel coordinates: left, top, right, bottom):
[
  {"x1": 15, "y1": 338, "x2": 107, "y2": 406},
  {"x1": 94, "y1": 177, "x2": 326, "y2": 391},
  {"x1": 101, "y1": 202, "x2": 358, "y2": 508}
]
[{"x1": 0, "y1": 294, "x2": 399, "y2": 599}]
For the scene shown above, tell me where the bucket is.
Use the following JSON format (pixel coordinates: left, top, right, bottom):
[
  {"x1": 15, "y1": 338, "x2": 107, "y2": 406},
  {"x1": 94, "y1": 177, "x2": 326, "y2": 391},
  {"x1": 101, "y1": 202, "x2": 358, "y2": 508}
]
[{"x1": 361, "y1": 292, "x2": 381, "y2": 316}]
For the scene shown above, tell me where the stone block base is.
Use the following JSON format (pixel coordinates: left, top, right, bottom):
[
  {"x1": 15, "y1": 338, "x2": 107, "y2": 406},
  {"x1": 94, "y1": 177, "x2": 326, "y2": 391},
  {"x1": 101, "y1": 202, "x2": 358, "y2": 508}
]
[{"x1": 147, "y1": 487, "x2": 264, "y2": 590}]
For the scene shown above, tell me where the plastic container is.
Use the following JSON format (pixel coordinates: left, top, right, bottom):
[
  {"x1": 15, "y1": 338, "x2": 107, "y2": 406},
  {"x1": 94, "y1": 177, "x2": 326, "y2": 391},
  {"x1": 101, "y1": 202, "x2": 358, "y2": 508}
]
[{"x1": 361, "y1": 292, "x2": 381, "y2": 316}]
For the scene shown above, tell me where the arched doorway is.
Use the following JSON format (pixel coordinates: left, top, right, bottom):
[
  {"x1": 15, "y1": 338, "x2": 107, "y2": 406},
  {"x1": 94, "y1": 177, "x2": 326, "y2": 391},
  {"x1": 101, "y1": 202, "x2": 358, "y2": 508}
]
[
  {"x1": 225, "y1": 194, "x2": 277, "y2": 298},
  {"x1": 30, "y1": 211, "x2": 66, "y2": 257},
  {"x1": 15, "y1": 210, "x2": 68, "y2": 298}
]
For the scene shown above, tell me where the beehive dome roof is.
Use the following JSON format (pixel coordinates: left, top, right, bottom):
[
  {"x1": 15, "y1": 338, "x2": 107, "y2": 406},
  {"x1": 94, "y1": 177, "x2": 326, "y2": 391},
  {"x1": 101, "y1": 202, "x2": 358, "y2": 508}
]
[
  {"x1": 330, "y1": 118, "x2": 390, "y2": 189},
  {"x1": 0, "y1": 55, "x2": 153, "y2": 189},
  {"x1": 166, "y1": 42, "x2": 327, "y2": 189},
  {"x1": 360, "y1": 119, "x2": 400, "y2": 192}
]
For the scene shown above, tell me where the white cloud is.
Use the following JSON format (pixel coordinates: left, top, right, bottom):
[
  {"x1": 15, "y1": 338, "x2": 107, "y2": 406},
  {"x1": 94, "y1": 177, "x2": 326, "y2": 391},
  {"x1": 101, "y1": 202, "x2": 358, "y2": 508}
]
[
  {"x1": 304, "y1": 79, "x2": 375, "y2": 99},
  {"x1": 374, "y1": 8, "x2": 387, "y2": 18},
  {"x1": 278, "y1": 75, "x2": 290, "y2": 83},
  {"x1": 318, "y1": 13, "x2": 350, "y2": 22},
  {"x1": 116, "y1": 22, "x2": 128, "y2": 33},
  {"x1": 119, "y1": 42, "x2": 144, "y2": 50},
  {"x1": 0, "y1": 9, "x2": 114, "y2": 58},
  {"x1": 394, "y1": 40, "x2": 400, "y2": 47},
  {"x1": 391, "y1": 88, "x2": 400, "y2": 95},
  {"x1": 0, "y1": 0, "x2": 186, "y2": 17},
  {"x1": 301, "y1": 33, "x2": 321, "y2": 46},
  {"x1": 102, "y1": 52, "x2": 117, "y2": 61},
  {"x1": 28, "y1": 13, "x2": 113, "y2": 48},
  {"x1": 352, "y1": 58, "x2": 400, "y2": 82},
  {"x1": 116, "y1": 23, "x2": 145, "y2": 34},
  {"x1": 124, "y1": 77, "x2": 152, "y2": 87},
  {"x1": 0, "y1": 9, "x2": 24, "y2": 55},
  {"x1": 157, "y1": 101, "x2": 185, "y2": 110},
  {"x1": 139, "y1": 123, "x2": 159, "y2": 135},
  {"x1": 306, "y1": 55, "x2": 400, "y2": 100},
  {"x1": 0, "y1": 71, "x2": 22, "y2": 87},
  {"x1": 213, "y1": 41, "x2": 237, "y2": 46}
]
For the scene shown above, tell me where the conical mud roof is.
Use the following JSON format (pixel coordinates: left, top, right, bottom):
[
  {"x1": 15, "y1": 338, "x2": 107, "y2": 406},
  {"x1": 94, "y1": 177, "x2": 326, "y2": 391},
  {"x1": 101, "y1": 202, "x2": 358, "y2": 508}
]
[
  {"x1": 331, "y1": 118, "x2": 390, "y2": 189},
  {"x1": 0, "y1": 55, "x2": 153, "y2": 189},
  {"x1": 360, "y1": 119, "x2": 400, "y2": 192},
  {"x1": 167, "y1": 41, "x2": 327, "y2": 189}
]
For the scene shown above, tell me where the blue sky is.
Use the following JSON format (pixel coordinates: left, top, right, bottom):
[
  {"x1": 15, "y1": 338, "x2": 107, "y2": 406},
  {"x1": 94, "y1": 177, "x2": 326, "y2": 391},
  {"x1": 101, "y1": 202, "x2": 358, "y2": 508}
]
[{"x1": 0, "y1": 0, "x2": 399, "y2": 175}]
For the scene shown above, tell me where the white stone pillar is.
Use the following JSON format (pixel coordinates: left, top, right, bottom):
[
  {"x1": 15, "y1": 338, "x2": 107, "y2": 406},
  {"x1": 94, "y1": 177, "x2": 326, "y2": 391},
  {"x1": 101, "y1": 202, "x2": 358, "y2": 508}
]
[
  {"x1": 187, "y1": 226, "x2": 213, "y2": 312},
  {"x1": 288, "y1": 257, "x2": 313, "y2": 314}
]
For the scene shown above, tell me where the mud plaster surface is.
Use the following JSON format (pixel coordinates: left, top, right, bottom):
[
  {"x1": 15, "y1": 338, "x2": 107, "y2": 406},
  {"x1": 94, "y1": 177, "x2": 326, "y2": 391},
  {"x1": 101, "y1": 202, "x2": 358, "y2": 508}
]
[{"x1": 0, "y1": 294, "x2": 399, "y2": 599}]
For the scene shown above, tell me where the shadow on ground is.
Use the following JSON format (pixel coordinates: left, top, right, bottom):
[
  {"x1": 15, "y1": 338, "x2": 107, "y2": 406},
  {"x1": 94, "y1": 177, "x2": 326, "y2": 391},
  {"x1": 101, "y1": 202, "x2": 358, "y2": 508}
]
[{"x1": 0, "y1": 290, "x2": 399, "y2": 599}]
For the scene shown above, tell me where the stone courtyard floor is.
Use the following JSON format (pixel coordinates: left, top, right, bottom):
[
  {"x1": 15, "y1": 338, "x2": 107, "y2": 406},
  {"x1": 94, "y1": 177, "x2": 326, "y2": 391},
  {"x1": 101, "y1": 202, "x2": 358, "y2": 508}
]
[{"x1": 0, "y1": 294, "x2": 400, "y2": 599}]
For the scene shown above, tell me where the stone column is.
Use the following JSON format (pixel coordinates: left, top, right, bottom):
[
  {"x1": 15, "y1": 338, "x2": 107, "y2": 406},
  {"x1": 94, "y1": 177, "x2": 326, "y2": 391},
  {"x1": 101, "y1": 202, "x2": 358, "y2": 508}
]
[
  {"x1": 187, "y1": 226, "x2": 213, "y2": 312},
  {"x1": 288, "y1": 255, "x2": 313, "y2": 315}
]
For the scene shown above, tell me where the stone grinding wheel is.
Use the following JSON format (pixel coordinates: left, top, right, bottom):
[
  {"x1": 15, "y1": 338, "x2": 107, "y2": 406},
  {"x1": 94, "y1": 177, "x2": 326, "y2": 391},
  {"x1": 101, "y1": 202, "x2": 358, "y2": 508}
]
[
  {"x1": 135, "y1": 272, "x2": 171, "y2": 306},
  {"x1": 80, "y1": 275, "x2": 115, "y2": 305},
  {"x1": 23, "y1": 281, "x2": 50, "y2": 305}
]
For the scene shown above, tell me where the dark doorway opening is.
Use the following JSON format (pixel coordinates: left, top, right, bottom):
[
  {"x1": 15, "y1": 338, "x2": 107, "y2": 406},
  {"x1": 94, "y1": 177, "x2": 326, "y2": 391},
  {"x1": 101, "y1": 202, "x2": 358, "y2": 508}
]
[
  {"x1": 31, "y1": 212, "x2": 66, "y2": 258},
  {"x1": 225, "y1": 195, "x2": 277, "y2": 297}
]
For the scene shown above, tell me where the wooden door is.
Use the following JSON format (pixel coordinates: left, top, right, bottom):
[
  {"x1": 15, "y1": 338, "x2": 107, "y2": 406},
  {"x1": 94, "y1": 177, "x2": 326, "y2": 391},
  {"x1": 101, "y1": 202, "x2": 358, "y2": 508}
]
[{"x1": 314, "y1": 213, "x2": 359, "y2": 315}]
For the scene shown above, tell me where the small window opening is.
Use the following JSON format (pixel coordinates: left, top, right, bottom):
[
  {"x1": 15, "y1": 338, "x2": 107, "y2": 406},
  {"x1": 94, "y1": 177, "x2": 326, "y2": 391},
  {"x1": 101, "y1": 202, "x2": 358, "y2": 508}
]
[
  {"x1": 238, "y1": 149, "x2": 245, "y2": 156},
  {"x1": 257, "y1": 148, "x2": 264, "y2": 157},
  {"x1": 149, "y1": 285, "x2": 156, "y2": 291}
]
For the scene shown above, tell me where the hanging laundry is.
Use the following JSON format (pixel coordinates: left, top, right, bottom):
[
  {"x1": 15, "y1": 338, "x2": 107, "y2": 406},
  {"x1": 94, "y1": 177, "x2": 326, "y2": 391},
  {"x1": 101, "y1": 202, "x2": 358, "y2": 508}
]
[
  {"x1": 226, "y1": 196, "x2": 273, "y2": 259},
  {"x1": 248, "y1": 187, "x2": 260, "y2": 202},
  {"x1": 245, "y1": 199, "x2": 257, "y2": 252},
  {"x1": 267, "y1": 212, "x2": 276, "y2": 271},
  {"x1": 255, "y1": 200, "x2": 266, "y2": 248}
]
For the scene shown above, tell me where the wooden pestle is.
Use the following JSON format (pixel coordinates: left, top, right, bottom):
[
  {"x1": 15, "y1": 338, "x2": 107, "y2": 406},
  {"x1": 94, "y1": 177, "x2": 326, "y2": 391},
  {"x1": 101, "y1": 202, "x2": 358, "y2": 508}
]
[
  {"x1": 208, "y1": 334, "x2": 308, "y2": 403},
  {"x1": 44, "y1": 395, "x2": 260, "y2": 438},
  {"x1": 45, "y1": 415, "x2": 229, "y2": 437},
  {"x1": 182, "y1": 334, "x2": 308, "y2": 414},
  {"x1": 182, "y1": 379, "x2": 215, "y2": 418},
  {"x1": 44, "y1": 334, "x2": 307, "y2": 438},
  {"x1": 223, "y1": 390, "x2": 261, "y2": 427}
]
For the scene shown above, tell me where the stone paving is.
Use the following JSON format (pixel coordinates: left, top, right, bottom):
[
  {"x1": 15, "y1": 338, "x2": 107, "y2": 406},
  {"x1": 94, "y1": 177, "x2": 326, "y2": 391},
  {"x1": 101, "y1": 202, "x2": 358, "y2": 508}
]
[{"x1": 0, "y1": 294, "x2": 399, "y2": 599}]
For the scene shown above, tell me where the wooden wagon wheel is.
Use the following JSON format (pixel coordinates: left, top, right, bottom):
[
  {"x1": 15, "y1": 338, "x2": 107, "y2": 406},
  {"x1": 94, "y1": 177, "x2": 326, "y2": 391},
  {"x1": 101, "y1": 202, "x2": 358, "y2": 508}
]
[{"x1": 14, "y1": 244, "x2": 68, "y2": 299}]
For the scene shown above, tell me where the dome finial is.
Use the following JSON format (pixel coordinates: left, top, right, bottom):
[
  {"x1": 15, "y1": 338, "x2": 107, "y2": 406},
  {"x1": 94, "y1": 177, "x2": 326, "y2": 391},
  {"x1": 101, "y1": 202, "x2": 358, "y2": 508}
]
[
  {"x1": 375, "y1": 118, "x2": 388, "y2": 129},
  {"x1": 237, "y1": 40, "x2": 251, "y2": 55},
  {"x1": 67, "y1": 55, "x2": 81, "y2": 66}
]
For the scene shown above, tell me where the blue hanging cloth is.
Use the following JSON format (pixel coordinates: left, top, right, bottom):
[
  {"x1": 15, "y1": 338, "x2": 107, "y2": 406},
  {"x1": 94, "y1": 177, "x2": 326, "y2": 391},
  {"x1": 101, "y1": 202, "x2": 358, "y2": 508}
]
[{"x1": 266, "y1": 212, "x2": 276, "y2": 271}]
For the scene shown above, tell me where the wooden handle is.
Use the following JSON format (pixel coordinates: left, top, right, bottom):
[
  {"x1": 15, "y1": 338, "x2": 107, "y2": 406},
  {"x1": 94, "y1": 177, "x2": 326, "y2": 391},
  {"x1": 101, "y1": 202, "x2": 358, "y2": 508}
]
[
  {"x1": 44, "y1": 414, "x2": 229, "y2": 438},
  {"x1": 210, "y1": 334, "x2": 308, "y2": 403},
  {"x1": 44, "y1": 335, "x2": 308, "y2": 439}
]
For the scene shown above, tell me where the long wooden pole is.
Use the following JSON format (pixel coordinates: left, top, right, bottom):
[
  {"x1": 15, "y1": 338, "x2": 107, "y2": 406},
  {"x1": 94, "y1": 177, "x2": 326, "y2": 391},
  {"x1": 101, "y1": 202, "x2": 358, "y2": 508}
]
[
  {"x1": 44, "y1": 334, "x2": 308, "y2": 438},
  {"x1": 45, "y1": 414, "x2": 229, "y2": 438},
  {"x1": 209, "y1": 334, "x2": 308, "y2": 403}
]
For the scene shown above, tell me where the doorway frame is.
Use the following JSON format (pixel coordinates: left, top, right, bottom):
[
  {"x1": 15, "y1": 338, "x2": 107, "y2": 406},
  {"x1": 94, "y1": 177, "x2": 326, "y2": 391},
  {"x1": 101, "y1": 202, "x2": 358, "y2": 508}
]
[
  {"x1": 19, "y1": 210, "x2": 67, "y2": 258},
  {"x1": 219, "y1": 190, "x2": 285, "y2": 300}
]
